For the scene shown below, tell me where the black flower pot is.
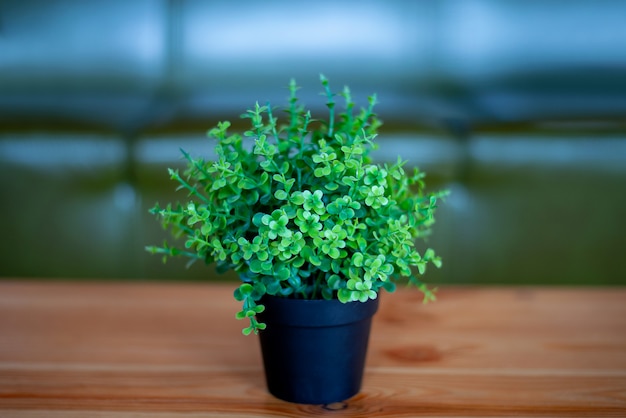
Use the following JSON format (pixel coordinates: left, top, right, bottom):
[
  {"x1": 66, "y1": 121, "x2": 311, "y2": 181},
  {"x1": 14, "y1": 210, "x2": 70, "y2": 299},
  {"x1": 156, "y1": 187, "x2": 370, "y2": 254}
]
[{"x1": 256, "y1": 295, "x2": 379, "y2": 404}]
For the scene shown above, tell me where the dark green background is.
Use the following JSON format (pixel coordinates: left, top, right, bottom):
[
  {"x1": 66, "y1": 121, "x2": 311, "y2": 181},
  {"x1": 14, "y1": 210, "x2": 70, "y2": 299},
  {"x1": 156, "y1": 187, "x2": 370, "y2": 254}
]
[{"x1": 1, "y1": 1, "x2": 625, "y2": 285}]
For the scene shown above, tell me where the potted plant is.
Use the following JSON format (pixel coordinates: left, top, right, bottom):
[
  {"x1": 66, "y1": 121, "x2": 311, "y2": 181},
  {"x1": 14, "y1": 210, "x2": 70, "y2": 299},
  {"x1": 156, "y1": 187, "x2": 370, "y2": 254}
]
[{"x1": 147, "y1": 75, "x2": 446, "y2": 404}]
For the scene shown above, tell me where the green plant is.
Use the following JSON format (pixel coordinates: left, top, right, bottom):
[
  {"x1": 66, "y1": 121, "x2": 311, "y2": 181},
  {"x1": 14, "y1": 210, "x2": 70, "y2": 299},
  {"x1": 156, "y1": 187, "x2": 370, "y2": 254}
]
[{"x1": 147, "y1": 76, "x2": 447, "y2": 335}]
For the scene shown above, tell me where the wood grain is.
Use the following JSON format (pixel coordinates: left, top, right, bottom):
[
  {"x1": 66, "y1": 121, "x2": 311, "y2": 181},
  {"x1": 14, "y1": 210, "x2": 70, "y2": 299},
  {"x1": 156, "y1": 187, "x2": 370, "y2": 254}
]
[{"x1": 0, "y1": 281, "x2": 625, "y2": 417}]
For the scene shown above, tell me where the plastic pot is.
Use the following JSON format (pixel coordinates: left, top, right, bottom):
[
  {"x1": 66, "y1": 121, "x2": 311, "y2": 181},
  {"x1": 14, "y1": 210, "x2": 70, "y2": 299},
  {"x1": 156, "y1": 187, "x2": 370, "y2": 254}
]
[{"x1": 256, "y1": 295, "x2": 379, "y2": 404}]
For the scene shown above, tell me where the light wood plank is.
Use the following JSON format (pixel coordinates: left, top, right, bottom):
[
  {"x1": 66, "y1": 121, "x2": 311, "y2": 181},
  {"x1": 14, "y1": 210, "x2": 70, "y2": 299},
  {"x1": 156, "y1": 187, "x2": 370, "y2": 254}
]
[{"x1": 0, "y1": 281, "x2": 625, "y2": 416}]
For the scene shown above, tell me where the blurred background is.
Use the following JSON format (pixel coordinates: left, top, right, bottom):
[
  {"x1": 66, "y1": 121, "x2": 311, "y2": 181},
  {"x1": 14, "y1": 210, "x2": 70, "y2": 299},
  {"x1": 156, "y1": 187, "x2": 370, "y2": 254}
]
[{"x1": 1, "y1": 0, "x2": 625, "y2": 285}]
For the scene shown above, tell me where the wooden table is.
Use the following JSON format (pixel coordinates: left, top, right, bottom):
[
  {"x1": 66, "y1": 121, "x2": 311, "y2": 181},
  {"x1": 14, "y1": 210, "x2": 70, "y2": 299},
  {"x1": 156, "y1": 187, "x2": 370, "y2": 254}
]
[{"x1": 0, "y1": 282, "x2": 625, "y2": 417}]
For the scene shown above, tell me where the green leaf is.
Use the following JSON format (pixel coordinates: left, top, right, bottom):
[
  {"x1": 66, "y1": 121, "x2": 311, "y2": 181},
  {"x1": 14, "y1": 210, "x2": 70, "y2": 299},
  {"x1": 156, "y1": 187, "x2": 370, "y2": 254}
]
[
  {"x1": 337, "y1": 289, "x2": 352, "y2": 303},
  {"x1": 287, "y1": 275, "x2": 301, "y2": 288},
  {"x1": 239, "y1": 178, "x2": 257, "y2": 190},
  {"x1": 352, "y1": 252, "x2": 364, "y2": 267},
  {"x1": 276, "y1": 265, "x2": 291, "y2": 281},
  {"x1": 252, "y1": 282, "x2": 267, "y2": 298},
  {"x1": 290, "y1": 191, "x2": 305, "y2": 205},
  {"x1": 239, "y1": 283, "x2": 253, "y2": 296},
  {"x1": 261, "y1": 260, "x2": 273, "y2": 274},
  {"x1": 245, "y1": 190, "x2": 260, "y2": 205},
  {"x1": 417, "y1": 261, "x2": 426, "y2": 275},
  {"x1": 327, "y1": 274, "x2": 342, "y2": 290},
  {"x1": 274, "y1": 190, "x2": 288, "y2": 200},
  {"x1": 382, "y1": 281, "x2": 397, "y2": 293},
  {"x1": 310, "y1": 255, "x2": 322, "y2": 266},
  {"x1": 252, "y1": 212, "x2": 266, "y2": 227},
  {"x1": 249, "y1": 260, "x2": 263, "y2": 273}
]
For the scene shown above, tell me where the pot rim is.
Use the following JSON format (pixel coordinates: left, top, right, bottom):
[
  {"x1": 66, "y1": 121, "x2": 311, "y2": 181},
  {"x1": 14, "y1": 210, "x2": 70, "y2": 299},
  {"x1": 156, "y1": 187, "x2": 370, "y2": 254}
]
[{"x1": 258, "y1": 295, "x2": 380, "y2": 328}]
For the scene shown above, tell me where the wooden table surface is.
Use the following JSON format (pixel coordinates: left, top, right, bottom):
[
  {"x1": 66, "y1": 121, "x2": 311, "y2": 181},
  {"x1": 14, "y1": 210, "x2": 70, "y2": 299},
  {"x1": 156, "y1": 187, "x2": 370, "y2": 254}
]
[{"x1": 0, "y1": 281, "x2": 625, "y2": 417}]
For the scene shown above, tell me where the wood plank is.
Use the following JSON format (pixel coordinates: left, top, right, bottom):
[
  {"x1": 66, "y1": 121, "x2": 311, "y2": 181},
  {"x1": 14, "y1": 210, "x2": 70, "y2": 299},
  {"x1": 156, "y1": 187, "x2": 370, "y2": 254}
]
[
  {"x1": 1, "y1": 367, "x2": 625, "y2": 416},
  {"x1": 0, "y1": 281, "x2": 625, "y2": 417}
]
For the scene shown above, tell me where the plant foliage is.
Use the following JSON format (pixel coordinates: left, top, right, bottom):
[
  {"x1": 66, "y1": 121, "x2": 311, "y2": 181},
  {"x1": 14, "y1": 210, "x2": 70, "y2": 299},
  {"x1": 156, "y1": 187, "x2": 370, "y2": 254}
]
[{"x1": 147, "y1": 76, "x2": 446, "y2": 335}]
